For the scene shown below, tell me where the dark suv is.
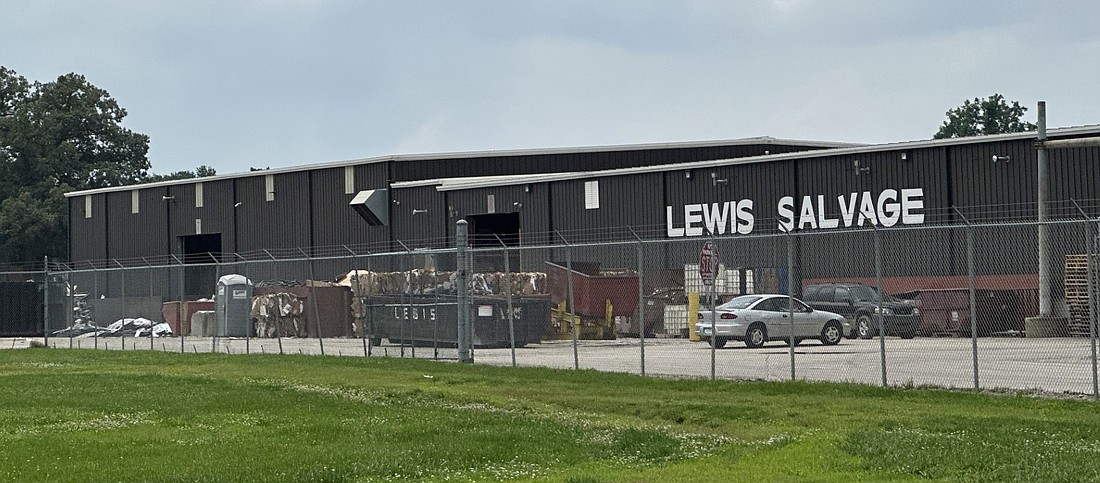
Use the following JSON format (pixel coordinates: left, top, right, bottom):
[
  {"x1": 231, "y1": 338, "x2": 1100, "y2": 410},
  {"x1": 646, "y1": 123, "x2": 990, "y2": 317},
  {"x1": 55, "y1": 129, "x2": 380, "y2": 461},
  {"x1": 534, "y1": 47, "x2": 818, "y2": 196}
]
[{"x1": 802, "y1": 284, "x2": 920, "y2": 339}]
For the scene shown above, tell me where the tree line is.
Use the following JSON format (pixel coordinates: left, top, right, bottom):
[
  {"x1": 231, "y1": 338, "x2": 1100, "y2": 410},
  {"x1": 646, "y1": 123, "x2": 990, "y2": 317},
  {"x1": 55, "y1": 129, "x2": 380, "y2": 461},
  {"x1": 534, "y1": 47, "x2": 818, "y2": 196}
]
[{"x1": 0, "y1": 67, "x2": 213, "y2": 264}]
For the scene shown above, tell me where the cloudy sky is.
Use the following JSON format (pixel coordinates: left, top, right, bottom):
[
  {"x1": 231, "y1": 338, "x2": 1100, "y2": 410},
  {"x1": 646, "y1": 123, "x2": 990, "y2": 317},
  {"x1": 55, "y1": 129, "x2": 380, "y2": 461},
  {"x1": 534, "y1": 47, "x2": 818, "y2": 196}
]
[{"x1": 2, "y1": 1, "x2": 1097, "y2": 175}]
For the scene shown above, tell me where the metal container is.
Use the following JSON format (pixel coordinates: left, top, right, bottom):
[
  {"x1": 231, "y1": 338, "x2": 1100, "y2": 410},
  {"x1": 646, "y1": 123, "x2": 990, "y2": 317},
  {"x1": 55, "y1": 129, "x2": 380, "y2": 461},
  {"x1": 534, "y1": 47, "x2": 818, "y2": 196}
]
[
  {"x1": 162, "y1": 300, "x2": 214, "y2": 336},
  {"x1": 0, "y1": 282, "x2": 43, "y2": 336},
  {"x1": 545, "y1": 262, "x2": 639, "y2": 317},
  {"x1": 913, "y1": 288, "x2": 1029, "y2": 337},
  {"x1": 368, "y1": 295, "x2": 549, "y2": 347}
]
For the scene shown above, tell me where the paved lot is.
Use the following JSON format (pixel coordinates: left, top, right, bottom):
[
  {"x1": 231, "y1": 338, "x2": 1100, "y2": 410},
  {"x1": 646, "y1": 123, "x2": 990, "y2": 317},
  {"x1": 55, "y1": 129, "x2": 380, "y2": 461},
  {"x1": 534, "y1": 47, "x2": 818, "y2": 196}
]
[{"x1": 7, "y1": 335, "x2": 1100, "y2": 396}]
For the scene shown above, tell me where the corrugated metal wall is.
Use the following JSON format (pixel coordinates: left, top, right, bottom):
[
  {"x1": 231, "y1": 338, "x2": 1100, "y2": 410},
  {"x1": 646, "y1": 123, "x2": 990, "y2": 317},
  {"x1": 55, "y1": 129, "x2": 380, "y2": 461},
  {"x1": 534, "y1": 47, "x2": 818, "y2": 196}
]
[
  {"x1": 69, "y1": 193, "x2": 108, "y2": 264},
  {"x1": 550, "y1": 173, "x2": 666, "y2": 238},
  {"x1": 389, "y1": 142, "x2": 828, "y2": 182},
  {"x1": 949, "y1": 139, "x2": 1038, "y2": 220},
  {"x1": 309, "y1": 164, "x2": 390, "y2": 251},
  {"x1": 166, "y1": 178, "x2": 235, "y2": 255},
  {"x1": 1050, "y1": 144, "x2": 1100, "y2": 207},
  {"x1": 442, "y1": 183, "x2": 552, "y2": 245},
  {"x1": 660, "y1": 159, "x2": 799, "y2": 277},
  {"x1": 234, "y1": 171, "x2": 311, "y2": 253},
  {"x1": 64, "y1": 134, "x2": 1100, "y2": 283},
  {"x1": 105, "y1": 189, "x2": 169, "y2": 262},
  {"x1": 391, "y1": 185, "x2": 449, "y2": 250}
]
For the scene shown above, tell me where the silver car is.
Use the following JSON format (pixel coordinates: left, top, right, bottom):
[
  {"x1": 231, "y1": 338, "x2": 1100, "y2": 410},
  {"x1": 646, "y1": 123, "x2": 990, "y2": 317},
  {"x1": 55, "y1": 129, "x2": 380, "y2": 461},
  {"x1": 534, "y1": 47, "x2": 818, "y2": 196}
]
[{"x1": 696, "y1": 294, "x2": 849, "y2": 348}]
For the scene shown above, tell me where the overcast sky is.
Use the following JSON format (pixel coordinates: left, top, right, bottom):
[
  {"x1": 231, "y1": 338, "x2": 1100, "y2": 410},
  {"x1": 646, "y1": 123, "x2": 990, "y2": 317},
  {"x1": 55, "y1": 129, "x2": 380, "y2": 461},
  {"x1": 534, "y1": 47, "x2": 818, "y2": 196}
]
[{"x1": 3, "y1": 1, "x2": 1097, "y2": 175}]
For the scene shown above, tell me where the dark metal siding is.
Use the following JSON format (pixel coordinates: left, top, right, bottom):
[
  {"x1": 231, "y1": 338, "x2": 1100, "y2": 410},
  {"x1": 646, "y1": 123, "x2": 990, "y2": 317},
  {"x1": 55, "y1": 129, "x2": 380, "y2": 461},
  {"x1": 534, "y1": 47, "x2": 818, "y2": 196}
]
[
  {"x1": 166, "y1": 179, "x2": 235, "y2": 256},
  {"x1": 661, "y1": 160, "x2": 798, "y2": 275},
  {"x1": 549, "y1": 173, "x2": 666, "y2": 240},
  {"x1": 1050, "y1": 144, "x2": 1100, "y2": 213},
  {"x1": 389, "y1": 143, "x2": 832, "y2": 182},
  {"x1": 444, "y1": 183, "x2": 553, "y2": 246},
  {"x1": 793, "y1": 148, "x2": 953, "y2": 280},
  {"x1": 948, "y1": 139, "x2": 1037, "y2": 220},
  {"x1": 234, "y1": 172, "x2": 311, "y2": 253},
  {"x1": 69, "y1": 193, "x2": 108, "y2": 264},
  {"x1": 309, "y1": 165, "x2": 390, "y2": 252},
  {"x1": 105, "y1": 188, "x2": 169, "y2": 262},
  {"x1": 391, "y1": 185, "x2": 449, "y2": 249},
  {"x1": 665, "y1": 160, "x2": 798, "y2": 234}
]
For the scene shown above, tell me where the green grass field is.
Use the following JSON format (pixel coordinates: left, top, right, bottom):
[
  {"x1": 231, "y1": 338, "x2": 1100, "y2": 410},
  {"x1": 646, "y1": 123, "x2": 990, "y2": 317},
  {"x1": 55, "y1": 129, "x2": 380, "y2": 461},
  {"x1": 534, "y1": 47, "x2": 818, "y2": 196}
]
[{"x1": 2, "y1": 348, "x2": 1100, "y2": 482}]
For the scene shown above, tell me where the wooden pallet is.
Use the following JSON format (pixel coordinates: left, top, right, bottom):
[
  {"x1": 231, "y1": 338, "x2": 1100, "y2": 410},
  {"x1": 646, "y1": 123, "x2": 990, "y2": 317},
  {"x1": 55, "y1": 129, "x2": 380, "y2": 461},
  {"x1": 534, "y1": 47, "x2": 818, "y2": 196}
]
[
  {"x1": 1063, "y1": 255, "x2": 1100, "y2": 337},
  {"x1": 1067, "y1": 302, "x2": 1096, "y2": 337}
]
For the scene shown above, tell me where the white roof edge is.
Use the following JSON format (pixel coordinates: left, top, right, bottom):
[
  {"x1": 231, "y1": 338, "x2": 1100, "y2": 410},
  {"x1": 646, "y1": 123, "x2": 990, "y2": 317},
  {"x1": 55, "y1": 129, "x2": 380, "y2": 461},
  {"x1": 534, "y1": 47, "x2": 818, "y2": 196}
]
[
  {"x1": 431, "y1": 125, "x2": 1100, "y2": 192},
  {"x1": 63, "y1": 136, "x2": 857, "y2": 198},
  {"x1": 64, "y1": 126, "x2": 1100, "y2": 197}
]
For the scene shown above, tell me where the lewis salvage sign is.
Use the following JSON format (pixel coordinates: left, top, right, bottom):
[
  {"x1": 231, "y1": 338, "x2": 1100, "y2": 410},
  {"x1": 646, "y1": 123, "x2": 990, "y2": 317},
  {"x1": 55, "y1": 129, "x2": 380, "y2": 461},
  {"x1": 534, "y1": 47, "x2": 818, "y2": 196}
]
[{"x1": 665, "y1": 187, "x2": 925, "y2": 237}]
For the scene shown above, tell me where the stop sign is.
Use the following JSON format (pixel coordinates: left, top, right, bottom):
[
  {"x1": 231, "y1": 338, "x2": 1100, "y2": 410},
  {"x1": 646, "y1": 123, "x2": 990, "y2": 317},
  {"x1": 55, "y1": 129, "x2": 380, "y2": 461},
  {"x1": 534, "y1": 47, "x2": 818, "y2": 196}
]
[{"x1": 699, "y1": 242, "x2": 718, "y2": 286}]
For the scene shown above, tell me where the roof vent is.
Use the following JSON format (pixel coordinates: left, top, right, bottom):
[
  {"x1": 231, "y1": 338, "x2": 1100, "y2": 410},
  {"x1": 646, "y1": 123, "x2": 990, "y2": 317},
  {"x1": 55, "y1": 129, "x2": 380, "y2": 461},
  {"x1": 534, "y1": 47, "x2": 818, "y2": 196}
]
[{"x1": 349, "y1": 189, "x2": 389, "y2": 226}]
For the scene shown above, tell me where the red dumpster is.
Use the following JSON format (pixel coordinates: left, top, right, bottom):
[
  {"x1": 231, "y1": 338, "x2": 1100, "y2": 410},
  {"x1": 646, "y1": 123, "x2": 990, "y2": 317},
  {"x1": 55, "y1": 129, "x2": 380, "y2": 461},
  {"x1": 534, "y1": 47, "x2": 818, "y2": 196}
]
[
  {"x1": 913, "y1": 288, "x2": 1029, "y2": 337},
  {"x1": 545, "y1": 262, "x2": 639, "y2": 317}
]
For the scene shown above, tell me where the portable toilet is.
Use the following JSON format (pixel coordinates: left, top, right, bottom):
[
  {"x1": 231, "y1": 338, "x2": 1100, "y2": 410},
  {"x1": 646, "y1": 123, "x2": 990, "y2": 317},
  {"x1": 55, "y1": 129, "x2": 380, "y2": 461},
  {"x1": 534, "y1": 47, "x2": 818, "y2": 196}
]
[{"x1": 216, "y1": 274, "x2": 253, "y2": 337}]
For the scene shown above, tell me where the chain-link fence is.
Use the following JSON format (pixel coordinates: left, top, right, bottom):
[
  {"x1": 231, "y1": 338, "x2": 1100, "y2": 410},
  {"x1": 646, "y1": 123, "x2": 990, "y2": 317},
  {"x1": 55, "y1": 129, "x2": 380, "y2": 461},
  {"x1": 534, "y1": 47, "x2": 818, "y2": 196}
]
[{"x1": 7, "y1": 218, "x2": 1100, "y2": 397}]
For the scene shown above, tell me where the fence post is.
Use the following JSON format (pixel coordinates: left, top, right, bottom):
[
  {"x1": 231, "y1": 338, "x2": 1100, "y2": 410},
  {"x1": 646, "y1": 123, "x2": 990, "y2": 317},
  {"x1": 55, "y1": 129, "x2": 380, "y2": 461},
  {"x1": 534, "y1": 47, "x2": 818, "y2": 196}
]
[
  {"x1": 43, "y1": 256, "x2": 49, "y2": 346},
  {"x1": 432, "y1": 252, "x2": 440, "y2": 361},
  {"x1": 456, "y1": 220, "x2": 472, "y2": 363},
  {"x1": 243, "y1": 261, "x2": 249, "y2": 355},
  {"x1": 1072, "y1": 200, "x2": 1100, "y2": 398},
  {"x1": 94, "y1": 262, "x2": 100, "y2": 350},
  {"x1": 66, "y1": 268, "x2": 73, "y2": 349},
  {"x1": 118, "y1": 259, "x2": 126, "y2": 351},
  {"x1": 558, "y1": 232, "x2": 579, "y2": 370},
  {"x1": 397, "y1": 241, "x2": 414, "y2": 360},
  {"x1": 873, "y1": 227, "x2": 887, "y2": 387},
  {"x1": 710, "y1": 233, "x2": 717, "y2": 381},
  {"x1": 352, "y1": 265, "x2": 365, "y2": 357},
  {"x1": 147, "y1": 260, "x2": 154, "y2": 351},
  {"x1": 365, "y1": 253, "x2": 373, "y2": 357},
  {"x1": 629, "y1": 227, "x2": 645, "y2": 377},
  {"x1": 174, "y1": 255, "x2": 185, "y2": 354},
  {"x1": 267, "y1": 252, "x2": 283, "y2": 355},
  {"x1": 788, "y1": 230, "x2": 796, "y2": 381},
  {"x1": 966, "y1": 224, "x2": 980, "y2": 390},
  {"x1": 1089, "y1": 219, "x2": 1099, "y2": 398},
  {"x1": 301, "y1": 248, "x2": 324, "y2": 356},
  {"x1": 212, "y1": 255, "x2": 221, "y2": 354},
  {"x1": 496, "y1": 235, "x2": 517, "y2": 368}
]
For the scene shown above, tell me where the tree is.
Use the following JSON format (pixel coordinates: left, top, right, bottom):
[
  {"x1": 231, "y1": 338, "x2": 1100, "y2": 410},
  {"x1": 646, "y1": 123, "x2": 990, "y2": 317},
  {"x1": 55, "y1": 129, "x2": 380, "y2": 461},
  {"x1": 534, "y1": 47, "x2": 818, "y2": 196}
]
[
  {"x1": 144, "y1": 164, "x2": 217, "y2": 183},
  {"x1": 0, "y1": 67, "x2": 151, "y2": 263},
  {"x1": 933, "y1": 94, "x2": 1037, "y2": 139}
]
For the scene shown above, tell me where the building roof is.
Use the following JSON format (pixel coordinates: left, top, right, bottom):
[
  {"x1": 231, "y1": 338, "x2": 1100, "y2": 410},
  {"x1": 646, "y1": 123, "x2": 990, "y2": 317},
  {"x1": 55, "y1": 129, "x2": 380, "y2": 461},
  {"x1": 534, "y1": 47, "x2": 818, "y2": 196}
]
[
  {"x1": 65, "y1": 136, "x2": 859, "y2": 197},
  {"x1": 404, "y1": 125, "x2": 1100, "y2": 192}
]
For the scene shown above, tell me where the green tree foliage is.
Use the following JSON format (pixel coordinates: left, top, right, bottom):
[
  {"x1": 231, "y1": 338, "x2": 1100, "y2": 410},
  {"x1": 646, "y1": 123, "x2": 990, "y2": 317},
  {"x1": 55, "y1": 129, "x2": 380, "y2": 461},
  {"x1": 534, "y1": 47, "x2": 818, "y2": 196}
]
[
  {"x1": 0, "y1": 67, "x2": 151, "y2": 263},
  {"x1": 144, "y1": 164, "x2": 217, "y2": 183},
  {"x1": 933, "y1": 94, "x2": 1037, "y2": 139}
]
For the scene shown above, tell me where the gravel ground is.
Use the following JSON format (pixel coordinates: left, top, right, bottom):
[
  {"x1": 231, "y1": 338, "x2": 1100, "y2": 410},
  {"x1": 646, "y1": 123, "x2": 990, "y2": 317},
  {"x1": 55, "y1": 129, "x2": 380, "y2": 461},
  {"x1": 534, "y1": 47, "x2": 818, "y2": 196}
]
[{"x1": 7, "y1": 335, "x2": 1100, "y2": 396}]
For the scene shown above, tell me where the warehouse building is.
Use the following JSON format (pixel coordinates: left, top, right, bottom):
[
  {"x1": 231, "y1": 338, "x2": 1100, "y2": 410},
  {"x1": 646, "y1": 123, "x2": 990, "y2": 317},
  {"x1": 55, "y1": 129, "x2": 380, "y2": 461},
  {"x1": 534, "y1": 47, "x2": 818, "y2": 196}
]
[
  {"x1": 64, "y1": 126, "x2": 1100, "y2": 301},
  {"x1": 66, "y1": 137, "x2": 849, "y2": 265}
]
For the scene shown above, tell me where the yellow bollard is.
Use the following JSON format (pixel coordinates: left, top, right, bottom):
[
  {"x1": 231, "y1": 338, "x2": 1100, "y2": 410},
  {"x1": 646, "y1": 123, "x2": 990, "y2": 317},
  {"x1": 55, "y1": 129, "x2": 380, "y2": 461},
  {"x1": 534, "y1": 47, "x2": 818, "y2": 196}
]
[{"x1": 687, "y1": 292, "x2": 701, "y2": 341}]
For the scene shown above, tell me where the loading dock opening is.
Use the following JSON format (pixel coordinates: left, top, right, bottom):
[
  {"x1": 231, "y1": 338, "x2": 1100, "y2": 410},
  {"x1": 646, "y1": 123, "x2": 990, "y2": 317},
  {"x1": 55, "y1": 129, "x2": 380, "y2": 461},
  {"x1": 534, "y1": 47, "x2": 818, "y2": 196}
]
[
  {"x1": 180, "y1": 233, "x2": 222, "y2": 298},
  {"x1": 466, "y1": 212, "x2": 520, "y2": 272}
]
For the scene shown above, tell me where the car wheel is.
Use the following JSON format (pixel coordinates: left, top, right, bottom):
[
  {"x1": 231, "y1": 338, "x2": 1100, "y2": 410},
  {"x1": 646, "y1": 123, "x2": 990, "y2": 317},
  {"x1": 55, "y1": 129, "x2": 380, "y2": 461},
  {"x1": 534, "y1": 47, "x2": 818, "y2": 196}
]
[
  {"x1": 710, "y1": 336, "x2": 727, "y2": 349},
  {"x1": 820, "y1": 321, "x2": 843, "y2": 346},
  {"x1": 856, "y1": 315, "x2": 876, "y2": 339},
  {"x1": 744, "y1": 324, "x2": 767, "y2": 348}
]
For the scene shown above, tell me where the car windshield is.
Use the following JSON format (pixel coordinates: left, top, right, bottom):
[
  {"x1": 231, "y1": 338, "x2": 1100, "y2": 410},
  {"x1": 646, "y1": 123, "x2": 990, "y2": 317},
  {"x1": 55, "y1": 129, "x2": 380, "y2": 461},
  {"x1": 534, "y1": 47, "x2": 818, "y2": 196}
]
[
  {"x1": 850, "y1": 286, "x2": 893, "y2": 302},
  {"x1": 718, "y1": 295, "x2": 763, "y2": 310}
]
